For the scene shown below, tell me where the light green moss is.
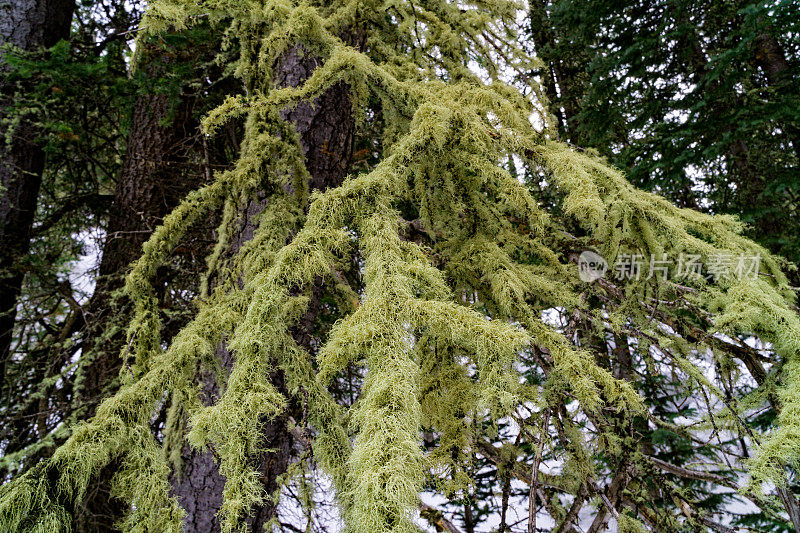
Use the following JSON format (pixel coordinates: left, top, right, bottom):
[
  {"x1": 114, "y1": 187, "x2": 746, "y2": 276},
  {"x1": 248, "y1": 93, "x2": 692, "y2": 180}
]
[{"x1": 3, "y1": 0, "x2": 800, "y2": 531}]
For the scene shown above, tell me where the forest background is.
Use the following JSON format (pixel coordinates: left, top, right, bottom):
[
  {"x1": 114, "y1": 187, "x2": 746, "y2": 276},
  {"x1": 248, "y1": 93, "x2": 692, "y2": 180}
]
[{"x1": 1, "y1": 0, "x2": 799, "y2": 531}]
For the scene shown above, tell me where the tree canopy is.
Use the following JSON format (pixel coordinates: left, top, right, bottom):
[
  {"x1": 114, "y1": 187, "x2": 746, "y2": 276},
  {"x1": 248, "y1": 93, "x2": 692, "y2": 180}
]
[
  {"x1": 1, "y1": 0, "x2": 800, "y2": 532},
  {"x1": 527, "y1": 0, "x2": 800, "y2": 268}
]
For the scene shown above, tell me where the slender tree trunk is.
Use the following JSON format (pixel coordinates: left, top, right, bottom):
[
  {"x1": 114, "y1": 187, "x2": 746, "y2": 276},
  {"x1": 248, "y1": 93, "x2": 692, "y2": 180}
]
[
  {"x1": 0, "y1": 0, "x2": 75, "y2": 386},
  {"x1": 171, "y1": 43, "x2": 357, "y2": 532},
  {"x1": 528, "y1": 0, "x2": 587, "y2": 145},
  {"x1": 753, "y1": 32, "x2": 800, "y2": 163}
]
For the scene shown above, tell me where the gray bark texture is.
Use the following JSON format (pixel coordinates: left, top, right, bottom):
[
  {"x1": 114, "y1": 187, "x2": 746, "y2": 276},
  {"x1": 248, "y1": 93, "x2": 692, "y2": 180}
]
[
  {"x1": 0, "y1": 0, "x2": 75, "y2": 389},
  {"x1": 170, "y1": 42, "x2": 357, "y2": 532}
]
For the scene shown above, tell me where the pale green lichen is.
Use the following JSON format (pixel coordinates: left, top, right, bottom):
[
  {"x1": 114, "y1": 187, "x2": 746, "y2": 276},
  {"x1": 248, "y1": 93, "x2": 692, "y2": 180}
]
[{"x1": 2, "y1": 0, "x2": 800, "y2": 531}]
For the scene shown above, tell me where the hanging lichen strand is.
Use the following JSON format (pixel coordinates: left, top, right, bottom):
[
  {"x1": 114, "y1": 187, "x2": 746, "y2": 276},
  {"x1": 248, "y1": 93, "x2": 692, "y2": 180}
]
[{"x1": 2, "y1": 0, "x2": 800, "y2": 531}]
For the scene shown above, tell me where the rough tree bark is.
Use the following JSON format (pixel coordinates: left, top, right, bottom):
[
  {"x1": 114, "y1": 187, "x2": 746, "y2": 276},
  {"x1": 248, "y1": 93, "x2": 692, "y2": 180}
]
[
  {"x1": 77, "y1": 48, "x2": 201, "y2": 413},
  {"x1": 72, "y1": 39, "x2": 207, "y2": 533},
  {"x1": 170, "y1": 44, "x2": 357, "y2": 532},
  {"x1": 0, "y1": 0, "x2": 75, "y2": 387}
]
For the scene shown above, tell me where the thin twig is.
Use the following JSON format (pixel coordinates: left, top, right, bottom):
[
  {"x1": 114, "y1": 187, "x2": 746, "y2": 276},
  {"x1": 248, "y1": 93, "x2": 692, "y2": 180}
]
[{"x1": 529, "y1": 408, "x2": 550, "y2": 533}]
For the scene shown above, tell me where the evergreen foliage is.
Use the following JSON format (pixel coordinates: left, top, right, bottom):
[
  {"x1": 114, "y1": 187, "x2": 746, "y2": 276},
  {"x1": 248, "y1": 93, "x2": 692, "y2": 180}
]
[
  {"x1": 1, "y1": 0, "x2": 800, "y2": 531},
  {"x1": 0, "y1": 0, "x2": 136, "y2": 477},
  {"x1": 527, "y1": 0, "x2": 800, "y2": 267},
  {"x1": 0, "y1": 5, "x2": 234, "y2": 490}
]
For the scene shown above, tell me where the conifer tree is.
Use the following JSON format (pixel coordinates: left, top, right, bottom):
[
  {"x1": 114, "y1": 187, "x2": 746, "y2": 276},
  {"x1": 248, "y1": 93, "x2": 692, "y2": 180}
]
[
  {"x1": 0, "y1": 4, "x2": 241, "y2": 529},
  {"x1": 2, "y1": 1, "x2": 800, "y2": 531},
  {"x1": 71, "y1": 26, "x2": 237, "y2": 531},
  {"x1": 525, "y1": 0, "x2": 800, "y2": 268},
  {"x1": 0, "y1": 0, "x2": 75, "y2": 385},
  {"x1": 0, "y1": 0, "x2": 136, "y2": 484}
]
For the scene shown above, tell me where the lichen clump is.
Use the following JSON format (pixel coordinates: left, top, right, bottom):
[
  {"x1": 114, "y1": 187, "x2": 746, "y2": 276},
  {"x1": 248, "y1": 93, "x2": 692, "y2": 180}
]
[{"x1": 2, "y1": 1, "x2": 800, "y2": 531}]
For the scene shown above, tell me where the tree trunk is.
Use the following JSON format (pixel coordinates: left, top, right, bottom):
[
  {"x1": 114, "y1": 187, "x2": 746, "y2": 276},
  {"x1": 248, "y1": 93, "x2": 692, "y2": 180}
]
[
  {"x1": 0, "y1": 0, "x2": 75, "y2": 387},
  {"x1": 76, "y1": 47, "x2": 201, "y2": 413},
  {"x1": 72, "y1": 39, "x2": 207, "y2": 533},
  {"x1": 753, "y1": 32, "x2": 800, "y2": 163},
  {"x1": 171, "y1": 44, "x2": 357, "y2": 532},
  {"x1": 528, "y1": 0, "x2": 584, "y2": 144}
]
